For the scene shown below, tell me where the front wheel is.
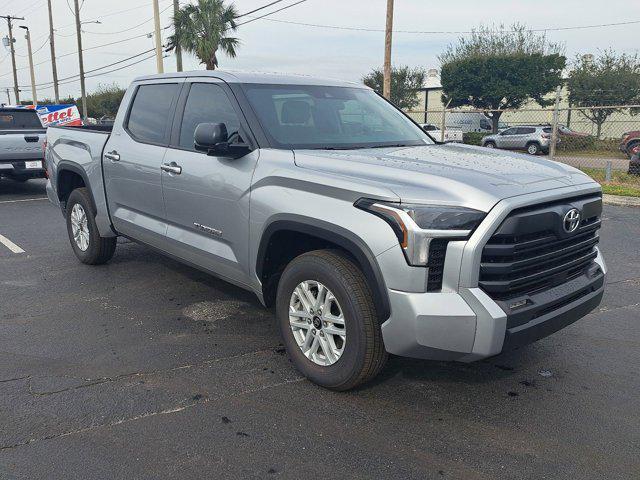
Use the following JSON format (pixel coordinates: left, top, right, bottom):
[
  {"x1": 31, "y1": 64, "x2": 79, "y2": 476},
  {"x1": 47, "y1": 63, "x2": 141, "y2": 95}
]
[
  {"x1": 66, "y1": 188, "x2": 117, "y2": 265},
  {"x1": 484, "y1": 141, "x2": 496, "y2": 149},
  {"x1": 276, "y1": 250, "x2": 387, "y2": 391}
]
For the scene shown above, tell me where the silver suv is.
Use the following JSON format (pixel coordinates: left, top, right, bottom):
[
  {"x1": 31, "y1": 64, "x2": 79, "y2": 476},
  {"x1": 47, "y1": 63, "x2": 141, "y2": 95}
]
[
  {"x1": 45, "y1": 72, "x2": 605, "y2": 390},
  {"x1": 482, "y1": 125, "x2": 556, "y2": 155}
]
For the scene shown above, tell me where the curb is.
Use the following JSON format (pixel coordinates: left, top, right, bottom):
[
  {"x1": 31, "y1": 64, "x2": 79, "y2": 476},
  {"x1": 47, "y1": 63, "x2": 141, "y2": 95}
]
[{"x1": 603, "y1": 194, "x2": 640, "y2": 208}]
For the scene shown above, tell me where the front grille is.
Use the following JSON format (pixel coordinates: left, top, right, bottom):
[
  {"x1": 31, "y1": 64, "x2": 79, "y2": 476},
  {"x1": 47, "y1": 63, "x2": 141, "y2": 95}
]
[{"x1": 479, "y1": 195, "x2": 602, "y2": 300}]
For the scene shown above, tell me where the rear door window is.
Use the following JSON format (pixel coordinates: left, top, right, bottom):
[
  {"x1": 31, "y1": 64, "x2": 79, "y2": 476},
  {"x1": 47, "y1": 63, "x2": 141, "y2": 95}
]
[
  {"x1": 126, "y1": 83, "x2": 179, "y2": 144},
  {"x1": 519, "y1": 127, "x2": 536, "y2": 134}
]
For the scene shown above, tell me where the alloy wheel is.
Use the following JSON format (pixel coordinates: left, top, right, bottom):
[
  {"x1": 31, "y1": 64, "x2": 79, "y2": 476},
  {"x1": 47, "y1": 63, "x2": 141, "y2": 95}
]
[
  {"x1": 288, "y1": 280, "x2": 346, "y2": 366},
  {"x1": 70, "y1": 203, "x2": 90, "y2": 251}
]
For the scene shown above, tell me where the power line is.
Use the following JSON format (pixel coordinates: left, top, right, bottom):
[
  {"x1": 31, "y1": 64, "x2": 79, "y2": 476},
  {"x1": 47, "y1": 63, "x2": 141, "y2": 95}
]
[
  {"x1": 236, "y1": 0, "x2": 310, "y2": 26},
  {"x1": 81, "y1": 3, "x2": 173, "y2": 35},
  {"x1": 245, "y1": 16, "x2": 640, "y2": 34},
  {"x1": 21, "y1": 49, "x2": 155, "y2": 88},
  {"x1": 0, "y1": 32, "x2": 154, "y2": 78},
  {"x1": 236, "y1": 1, "x2": 285, "y2": 18}
]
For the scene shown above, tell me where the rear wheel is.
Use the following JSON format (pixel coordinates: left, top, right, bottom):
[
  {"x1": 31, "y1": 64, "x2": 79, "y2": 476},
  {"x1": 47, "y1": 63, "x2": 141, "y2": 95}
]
[
  {"x1": 484, "y1": 141, "x2": 496, "y2": 149},
  {"x1": 66, "y1": 188, "x2": 117, "y2": 265},
  {"x1": 276, "y1": 250, "x2": 387, "y2": 391},
  {"x1": 526, "y1": 142, "x2": 541, "y2": 155}
]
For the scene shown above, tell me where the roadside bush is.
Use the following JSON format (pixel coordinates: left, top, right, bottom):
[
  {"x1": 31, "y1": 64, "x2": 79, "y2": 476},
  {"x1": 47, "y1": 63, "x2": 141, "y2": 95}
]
[
  {"x1": 558, "y1": 136, "x2": 620, "y2": 155},
  {"x1": 463, "y1": 132, "x2": 485, "y2": 146}
]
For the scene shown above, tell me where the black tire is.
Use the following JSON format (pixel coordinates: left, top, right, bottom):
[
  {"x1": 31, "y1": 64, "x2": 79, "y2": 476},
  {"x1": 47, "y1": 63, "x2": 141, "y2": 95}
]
[
  {"x1": 526, "y1": 142, "x2": 541, "y2": 155},
  {"x1": 484, "y1": 141, "x2": 496, "y2": 149},
  {"x1": 276, "y1": 250, "x2": 387, "y2": 391},
  {"x1": 65, "y1": 188, "x2": 117, "y2": 265},
  {"x1": 626, "y1": 141, "x2": 640, "y2": 159}
]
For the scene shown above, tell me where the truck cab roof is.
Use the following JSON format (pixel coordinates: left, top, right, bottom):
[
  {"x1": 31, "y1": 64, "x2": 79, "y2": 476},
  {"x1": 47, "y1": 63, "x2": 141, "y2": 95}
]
[{"x1": 133, "y1": 70, "x2": 367, "y2": 88}]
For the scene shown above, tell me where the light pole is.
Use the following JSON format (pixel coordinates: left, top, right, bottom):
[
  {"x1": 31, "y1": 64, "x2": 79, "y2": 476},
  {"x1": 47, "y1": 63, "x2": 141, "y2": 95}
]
[{"x1": 19, "y1": 26, "x2": 37, "y2": 106}]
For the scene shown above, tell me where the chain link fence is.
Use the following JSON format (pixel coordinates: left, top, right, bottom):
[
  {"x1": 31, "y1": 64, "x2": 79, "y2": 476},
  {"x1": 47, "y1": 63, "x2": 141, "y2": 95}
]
[{"x1": 405, "y1": 103, "x2": 640, "y2": 196}]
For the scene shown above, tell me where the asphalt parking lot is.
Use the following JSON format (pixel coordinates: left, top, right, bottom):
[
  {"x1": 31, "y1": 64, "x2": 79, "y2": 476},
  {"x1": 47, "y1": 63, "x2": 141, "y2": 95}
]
[{"x1": 0, "y1": 179, "x2": 639, "y2": 480}]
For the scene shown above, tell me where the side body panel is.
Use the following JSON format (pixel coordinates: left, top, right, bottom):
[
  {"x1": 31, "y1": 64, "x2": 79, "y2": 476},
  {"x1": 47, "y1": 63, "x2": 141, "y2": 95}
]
[
  {"x1": 247, "y1": 149, "x2": 405, "y2": 303},
  {"x1": 45, "y1": 126, "x2": 113, "y2": 237}
]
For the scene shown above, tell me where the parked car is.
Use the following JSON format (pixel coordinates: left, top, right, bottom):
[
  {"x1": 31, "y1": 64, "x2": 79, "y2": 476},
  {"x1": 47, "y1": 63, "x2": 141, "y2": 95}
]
[
  {"x1": 419, "y1": 123, "x2": 463, "y2": 143},
  {"x1": 45, "y1": 71, "x2": 606, "y2": 390},
  {"x1": 482, "y1": 125, "x2": 558, "y2": 155},
  {"x1": 0, "y1": 107, "x2": 46, "y2": 182},
  {"x1": 620, "y1": 131, "x2": 640, "y2": 158},
  {"x1": 557, "y1": 124, "x2": 589, "y2": 137}
]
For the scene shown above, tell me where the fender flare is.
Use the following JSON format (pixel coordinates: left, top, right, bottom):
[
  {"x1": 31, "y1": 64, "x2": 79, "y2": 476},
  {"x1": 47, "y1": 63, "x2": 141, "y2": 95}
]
[
  {"x1": 56, "y1": 161, "x2": 98, "y2": 213},
  {"x1": 256, "y1": 216, "x2": 391, "y2": 322}
]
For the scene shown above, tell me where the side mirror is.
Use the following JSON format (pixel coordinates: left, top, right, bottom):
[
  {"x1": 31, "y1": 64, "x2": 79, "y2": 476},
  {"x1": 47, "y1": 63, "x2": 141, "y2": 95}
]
[
  {"x1": 194, "y1": 122, "x2": 252, "y2": 159},
  {"x1": 194, "y1": 122, "x2": 228, "y2": 151}
]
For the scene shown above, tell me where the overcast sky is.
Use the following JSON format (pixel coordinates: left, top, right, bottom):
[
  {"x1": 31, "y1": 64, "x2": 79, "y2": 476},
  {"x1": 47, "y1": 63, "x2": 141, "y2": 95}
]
[{"x1": 0, "y1": 0, "x2": 638, "y2": 102}]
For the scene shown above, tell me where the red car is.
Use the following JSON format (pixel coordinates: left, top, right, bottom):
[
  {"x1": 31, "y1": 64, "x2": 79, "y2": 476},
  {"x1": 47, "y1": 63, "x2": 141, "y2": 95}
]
[{"x1": 620, "y1": 131, "x2": 640, "y2": 158}]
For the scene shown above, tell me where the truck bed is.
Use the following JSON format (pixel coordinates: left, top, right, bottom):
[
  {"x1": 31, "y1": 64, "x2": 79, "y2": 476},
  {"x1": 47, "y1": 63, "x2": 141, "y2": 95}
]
[{"x1": 50, "y1": 124, "x2": 113, "y2": 134}]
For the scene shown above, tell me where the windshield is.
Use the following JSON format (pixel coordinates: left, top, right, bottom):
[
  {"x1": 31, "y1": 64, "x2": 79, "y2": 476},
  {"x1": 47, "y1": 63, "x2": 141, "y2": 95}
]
[{"x1": 242, "y1": 84, "x2": 433, "y2": 149}]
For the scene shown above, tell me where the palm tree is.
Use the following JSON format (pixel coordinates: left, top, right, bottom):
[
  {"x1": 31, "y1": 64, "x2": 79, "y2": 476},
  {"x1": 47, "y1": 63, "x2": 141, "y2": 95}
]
[{"x1": 168, "y1": 0, "x2": 240, "y2": 70}]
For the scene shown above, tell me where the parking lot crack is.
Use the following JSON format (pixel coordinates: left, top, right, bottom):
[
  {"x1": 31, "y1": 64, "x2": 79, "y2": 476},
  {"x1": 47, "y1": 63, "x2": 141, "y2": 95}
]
[{"x1": 0, "y1": 377, "x2": 304, "y2": 452}]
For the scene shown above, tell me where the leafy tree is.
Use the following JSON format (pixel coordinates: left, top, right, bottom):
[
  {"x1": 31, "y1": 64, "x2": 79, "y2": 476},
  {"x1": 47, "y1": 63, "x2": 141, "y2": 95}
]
[
  {"x1": 567, "y1": 51, "x2": 640, "y2": 138},
  {"x1": 85, "y1": 84, "x2": 126, "y2": 119},
  {"x1": 439, "y1": 24, "x2": 566, "y2": 132},
  {"x1": 362, "y1": 66, "x2": 426, "y2": 110},
  {"x1": 168, "y1": 0, "x2": 240, "y2": 70}
]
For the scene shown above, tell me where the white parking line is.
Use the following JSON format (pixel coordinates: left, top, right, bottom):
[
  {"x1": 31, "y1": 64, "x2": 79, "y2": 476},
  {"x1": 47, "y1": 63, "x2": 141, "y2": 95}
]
[
  {"x1": 0, "y1": 234, "x2": 25, "y2": 254},
  {"x1": 0, "y1": 197, "x2": 47, "y2": 204}
]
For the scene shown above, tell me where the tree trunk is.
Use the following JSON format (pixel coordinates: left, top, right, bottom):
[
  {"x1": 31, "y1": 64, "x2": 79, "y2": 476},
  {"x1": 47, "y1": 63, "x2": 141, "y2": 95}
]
[
  {"x1": 490, "y1": 111, "x2": 503, "y2": 134},
  {"x1": 596, "y1": 121, "x2": 602, "y2": 139}
]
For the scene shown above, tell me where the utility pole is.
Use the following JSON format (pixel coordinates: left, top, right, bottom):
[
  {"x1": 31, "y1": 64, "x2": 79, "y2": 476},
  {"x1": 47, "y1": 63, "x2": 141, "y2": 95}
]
[
  {"x1": 153, "y1": 0, "x2": 164, "y2": 73},
  {"x1": 549, "y1": 85, "x2": 562, "y2": 160},
  {"x1": 173, "y1": 0, "x2": 182, "y2": 72},
  {"x1": 19, "y1": 26, "x2": 36, "y2": 106},
  {"x1": 1, "y1": 15, "x2": 24, "y2": 104},
  {"x1": 4, "y1": 88, "x2": 10, "y2": 105},
  {"x1": 47, "y1": 0, "x2": 60, "y2": 103},
  {"x1": 73, "y1": 0, "x2": 87, "y2": 119},
  {"x1": 383, "y1": 0, "x2": 394, "y2": 100}
]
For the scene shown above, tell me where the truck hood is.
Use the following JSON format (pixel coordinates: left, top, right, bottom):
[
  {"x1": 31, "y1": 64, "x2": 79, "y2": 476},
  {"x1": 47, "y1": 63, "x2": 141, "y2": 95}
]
[{"x1": 293, "y1": 143, "x2": 598, "y2": 212}]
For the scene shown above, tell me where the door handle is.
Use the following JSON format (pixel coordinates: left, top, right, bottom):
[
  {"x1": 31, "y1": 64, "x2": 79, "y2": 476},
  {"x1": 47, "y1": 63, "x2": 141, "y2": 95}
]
[
  {"x1": 105, "y1": 151, "x2": 120, "y2": 161},
  {"x1": 161, "y1": 162, "x2": 182, "y2": 175}
]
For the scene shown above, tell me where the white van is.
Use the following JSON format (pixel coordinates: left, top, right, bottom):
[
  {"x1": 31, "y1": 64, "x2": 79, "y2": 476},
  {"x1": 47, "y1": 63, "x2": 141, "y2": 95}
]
[{"x1": 445, "y1": 112, "x2": 507, "y2": 133}]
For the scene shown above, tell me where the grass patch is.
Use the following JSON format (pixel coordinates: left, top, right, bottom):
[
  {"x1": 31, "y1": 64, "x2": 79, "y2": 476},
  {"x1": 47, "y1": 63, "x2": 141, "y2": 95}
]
[
  {"x1": 581, "y1": 167, "x2": 640, "y2": 197},
  {"x1": 556, "y1": 150, "x2": 627, "y2": 159}
]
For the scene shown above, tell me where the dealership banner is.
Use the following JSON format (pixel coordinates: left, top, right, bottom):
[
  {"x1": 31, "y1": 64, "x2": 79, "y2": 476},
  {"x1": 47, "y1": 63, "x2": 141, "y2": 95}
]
[{"x1": 9, "y1": 104, "x2": 83, "y2": 127}]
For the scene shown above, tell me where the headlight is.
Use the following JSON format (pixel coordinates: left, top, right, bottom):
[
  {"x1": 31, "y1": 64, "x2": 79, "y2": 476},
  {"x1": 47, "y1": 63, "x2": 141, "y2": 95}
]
[{"x1": 355, "y1": 199, "x2": 486, "y2": 266}]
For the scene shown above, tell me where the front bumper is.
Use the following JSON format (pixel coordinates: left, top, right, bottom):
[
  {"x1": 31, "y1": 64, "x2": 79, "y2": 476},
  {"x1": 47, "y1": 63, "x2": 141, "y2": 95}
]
[
  {"x1": 379, "y1": 184, "x2": 606, "y2": 362},
  {"x1": 381, "y1": 247, "x2": 606, "y2": 361}
]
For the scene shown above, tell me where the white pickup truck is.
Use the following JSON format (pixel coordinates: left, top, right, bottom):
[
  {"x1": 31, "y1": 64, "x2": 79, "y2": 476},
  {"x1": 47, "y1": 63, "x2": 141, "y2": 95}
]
[{"x1": 420, "y1": 123, "x2": 464, "y2": 143}]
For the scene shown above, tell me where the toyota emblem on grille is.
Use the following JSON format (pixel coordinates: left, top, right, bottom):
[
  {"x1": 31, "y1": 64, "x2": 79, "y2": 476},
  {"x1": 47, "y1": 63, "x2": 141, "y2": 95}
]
[{"x1": 563, "y1": 208, "x2": 581, "y2": 233}]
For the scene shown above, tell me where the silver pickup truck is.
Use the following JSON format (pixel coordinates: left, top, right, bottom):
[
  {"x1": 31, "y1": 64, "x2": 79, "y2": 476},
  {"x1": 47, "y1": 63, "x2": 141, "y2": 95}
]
[
  {"x1": 0, "y1": 108, "x2": 46, "y2": 182},
  {"x1": 45, "y1": 71, "x2": 606, "y2": 390}
]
